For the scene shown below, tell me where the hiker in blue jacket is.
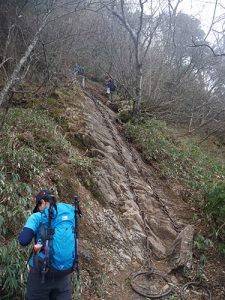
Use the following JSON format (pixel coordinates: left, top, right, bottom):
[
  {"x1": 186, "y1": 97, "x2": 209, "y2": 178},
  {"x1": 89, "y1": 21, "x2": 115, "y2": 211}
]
[{"x1": 18, "y1": 189, "x2": 76, "y2": 300}]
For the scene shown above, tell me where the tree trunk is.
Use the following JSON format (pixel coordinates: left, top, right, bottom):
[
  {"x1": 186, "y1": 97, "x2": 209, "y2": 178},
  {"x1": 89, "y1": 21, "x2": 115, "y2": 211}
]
[
  {"x1": 133, "y1": 63, "x2": 143, "y2": 117},
  {"x1": 0, "y1": 14, "x2": 50, "y2": 107}
]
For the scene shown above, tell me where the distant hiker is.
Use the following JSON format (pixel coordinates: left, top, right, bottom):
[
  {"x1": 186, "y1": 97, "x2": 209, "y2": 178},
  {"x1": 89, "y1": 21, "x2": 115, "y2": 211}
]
[
  {"x1": 73, "y1": 63, "x2": 80, "y2": 77},
  {"x1": 105, "y1": 82, "x2": 111, "y2": 97},
  {"x1": 18, "y1": 189, "x2": 81, "y2": 300},
  {"x1": 105, "y1": 78, "x2": 116, "y2": 100},
  {"x1": 73, "y1": 63, "x2": 85, "y2": 88}
]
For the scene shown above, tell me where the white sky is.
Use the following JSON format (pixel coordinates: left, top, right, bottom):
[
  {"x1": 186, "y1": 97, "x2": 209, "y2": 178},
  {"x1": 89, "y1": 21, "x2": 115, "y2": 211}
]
[{"x1": 179, "y1": 0, "x2": 225, "y2": 38}]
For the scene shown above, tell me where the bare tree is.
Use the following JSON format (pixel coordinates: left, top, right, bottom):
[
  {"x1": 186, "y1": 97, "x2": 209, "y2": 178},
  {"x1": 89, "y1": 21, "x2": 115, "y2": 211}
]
[
  {"x1": 0, "y1": 0, "x2": 93, "y2": 107},
  {"x1": 190, "y1": 0, "x2": 225, "y2": 57},
  {"x1": 0, "y1": 8, "x2": 52, "y2": 107},
  {"x1": 101, "y1": 0, "x2": 180, "y2": 116}
]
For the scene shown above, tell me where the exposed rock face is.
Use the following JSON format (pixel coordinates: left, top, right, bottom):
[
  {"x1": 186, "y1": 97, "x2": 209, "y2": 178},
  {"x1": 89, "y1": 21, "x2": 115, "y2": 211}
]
[
  {"x1": 167, "y1": 225, "x2": 194, "y2": 271},
  {"x1": 77, "y1": 92, "x2": 194, "y2": 298}
]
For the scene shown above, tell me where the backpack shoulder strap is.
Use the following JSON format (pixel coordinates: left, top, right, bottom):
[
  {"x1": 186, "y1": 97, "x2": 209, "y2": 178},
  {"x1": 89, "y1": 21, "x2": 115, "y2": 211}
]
[
  {"x1": 41, "y1": 204, "x2": 56, "y2": 283},
  {"x1": 73, "y1": 196, "x2": 82, "y2": 275}
]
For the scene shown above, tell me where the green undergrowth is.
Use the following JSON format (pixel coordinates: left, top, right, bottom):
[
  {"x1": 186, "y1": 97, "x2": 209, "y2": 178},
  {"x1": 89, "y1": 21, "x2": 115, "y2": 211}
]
[
  {"x1": 26, "y1": 87, "x2": 86, "y2": 142},
  {"x1": 0, "y1": 85, "x2": 92, "y2": 299},
  {"x1": 125, "y1": 120, "x2": 225, "y2": 242}
]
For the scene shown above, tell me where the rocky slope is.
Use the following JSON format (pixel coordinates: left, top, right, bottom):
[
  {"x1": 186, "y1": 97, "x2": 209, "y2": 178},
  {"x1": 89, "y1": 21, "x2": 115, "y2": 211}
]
[{"x1": 74, "y1": 88, "x2": 208, "y2": 299}]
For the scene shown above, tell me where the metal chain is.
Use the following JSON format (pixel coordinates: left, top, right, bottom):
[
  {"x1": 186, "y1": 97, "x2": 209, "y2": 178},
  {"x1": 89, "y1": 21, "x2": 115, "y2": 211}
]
[
  {"x1": 85, "y1": 91, "x2": 153, "y2": 270},
  {"x1": 153, "y1": 191, "x2": 181, "y2": 232},
  {"x1": 84, "y1": 91, "x2": 211, "y2": 299},
  {"x1": 124, "y1": 137, "x2": 181, "y2": 233}
]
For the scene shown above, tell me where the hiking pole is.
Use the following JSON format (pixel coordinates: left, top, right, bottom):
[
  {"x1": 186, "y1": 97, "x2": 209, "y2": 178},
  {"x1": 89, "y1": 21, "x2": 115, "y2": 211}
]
[{"x1": 73, "y1": 195, "x2": 82, "y2": 291}]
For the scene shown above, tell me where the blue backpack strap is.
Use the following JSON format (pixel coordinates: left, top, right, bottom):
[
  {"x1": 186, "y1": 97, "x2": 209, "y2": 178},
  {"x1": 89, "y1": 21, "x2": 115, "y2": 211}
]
[{"x1": 73, "y1": 195, "x2": 82, "y2": 278}]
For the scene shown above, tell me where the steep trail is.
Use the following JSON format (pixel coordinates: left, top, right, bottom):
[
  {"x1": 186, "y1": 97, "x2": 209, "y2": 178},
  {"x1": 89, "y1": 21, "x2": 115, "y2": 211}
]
[
  {"x1": 77, "y1": 89, "x2": 198, "y2": 299},
  {"x1": 79, "y1": 91, "x2": 197, "y2": 299}
]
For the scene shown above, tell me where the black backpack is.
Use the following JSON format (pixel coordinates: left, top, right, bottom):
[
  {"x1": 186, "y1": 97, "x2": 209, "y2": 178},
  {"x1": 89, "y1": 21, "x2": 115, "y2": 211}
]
[{"x1": 109, "y1": 81, "x2": 116, "y2": 92}]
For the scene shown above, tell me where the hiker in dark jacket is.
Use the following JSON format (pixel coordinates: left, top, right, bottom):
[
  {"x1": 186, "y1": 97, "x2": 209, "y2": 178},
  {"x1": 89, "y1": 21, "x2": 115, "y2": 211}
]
[
  {"x1": 73, "y1": 63, "x2": 85, "y2": 88},
  {"x1": 105, "y1": 78, "x2": 116, "y2": 100},
  {"x1": 18, "y1": 189, "x2": 75, "y2": 300}
]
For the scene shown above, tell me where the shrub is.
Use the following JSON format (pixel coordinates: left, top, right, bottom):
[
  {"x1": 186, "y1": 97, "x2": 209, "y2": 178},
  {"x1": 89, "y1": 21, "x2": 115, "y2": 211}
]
[
  {"x1": 125, "y1": 120, "x2": 225, "y2": 244},
  {"x1": 0, "y1": 239, "x2": 29, "y2": 299},
  {"x1": 206, "y1": 185, "x2": 225, "y2": 226},
  {"x1": 125, "y1": 120, "x2": 225, "y2": 202},
  {"x1": 0, "y1": 101, "x2": 91, "y2": 297},
  {"x1": 194, "y1": 234, "x2": 213, "y2": 253},
  {"x1": 125, "y1": 119, "x2": 177, "y2": 161}
]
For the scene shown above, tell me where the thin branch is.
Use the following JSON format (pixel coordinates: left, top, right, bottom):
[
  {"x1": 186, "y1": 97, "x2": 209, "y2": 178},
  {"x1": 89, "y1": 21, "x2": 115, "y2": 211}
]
[
  {"x1": 204, "y1": 0, "x2": 218, "y2": 41},
  {"x1": 104, "y1": 0, "x2": 137, "y2": 45},
  {"x1": 0, "y1": 58, "x2": 13, "y2": 70},
  {"x1": 198, "y1": 122, "x2": 225, "y2": 144},
  {"x1": 190, "y1": 36, "x2": 225, "y2": 57},
  {"x1": 0, "y1": 5, "x2": 54, "y2": 107},
  {"x1": 142, "y1": 15, "x2": 162, "y2": 60},
  {"x1": 137, "y1": 0, "x2": 146, "y2": 41},
  {"x1": 1, "y1": 24, "x2": 15, "y2": 67},
  {"x1": 41, "y1": 41, "x2": 50, "y2": 81}
]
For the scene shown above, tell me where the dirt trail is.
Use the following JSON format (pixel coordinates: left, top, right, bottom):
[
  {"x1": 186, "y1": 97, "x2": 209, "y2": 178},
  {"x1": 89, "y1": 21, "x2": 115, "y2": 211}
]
[{"x1": 77, "y1": 90, "x2": 214, "y2": 299}]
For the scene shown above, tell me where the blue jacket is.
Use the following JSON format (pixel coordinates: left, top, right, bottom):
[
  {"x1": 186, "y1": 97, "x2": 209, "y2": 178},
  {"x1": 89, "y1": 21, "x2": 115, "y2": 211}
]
[{"x1": 18, "y1": 203, "x2": 75, "y2": 270}]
